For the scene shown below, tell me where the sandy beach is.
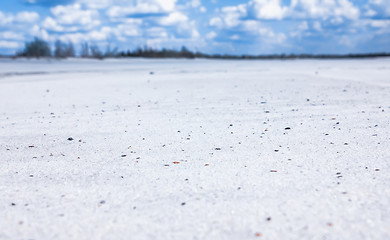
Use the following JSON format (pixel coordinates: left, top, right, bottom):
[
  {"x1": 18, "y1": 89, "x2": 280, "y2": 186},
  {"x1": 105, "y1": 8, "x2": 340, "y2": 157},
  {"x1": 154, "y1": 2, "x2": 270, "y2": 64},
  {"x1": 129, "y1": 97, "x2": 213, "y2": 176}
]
[{"x1": 1, "y1": 58, "x2": 389, "y2": 239}]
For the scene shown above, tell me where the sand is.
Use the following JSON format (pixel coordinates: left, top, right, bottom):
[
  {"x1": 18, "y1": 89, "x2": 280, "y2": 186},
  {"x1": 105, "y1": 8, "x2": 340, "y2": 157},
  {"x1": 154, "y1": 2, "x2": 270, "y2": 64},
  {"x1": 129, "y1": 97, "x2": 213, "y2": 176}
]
[{"x1": 0, "y1": 58, "x2": 390, "y2": 239}]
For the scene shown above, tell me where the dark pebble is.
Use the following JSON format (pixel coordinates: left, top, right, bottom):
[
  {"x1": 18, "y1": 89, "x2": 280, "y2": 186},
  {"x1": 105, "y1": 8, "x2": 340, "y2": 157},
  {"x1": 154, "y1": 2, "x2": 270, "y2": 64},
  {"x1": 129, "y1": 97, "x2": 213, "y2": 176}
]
[
  {"x1": 121, "y1": 155, "x2": 127, "y2": 158},
  {"x1": 100, "y1": 200, "x2": 106, "y2": 204},
  {"x1": 11, "y1": 203, "x2": 16, "y2": 206},
  {"x1": 215, "y1": 148, "x2": 221, "y2": 150},
  {"x1": 266, "y1": 217, "x2": 271, "y2": 221},
  {"x1": 181, "y1": 202, "x2": 186, "y2": 206},
  {"x1": 67, "y1": 137, "x2": 74, "y2": 141},
  {"x1": 285, "y1": 127, "x2": 291, "y2": 130}
]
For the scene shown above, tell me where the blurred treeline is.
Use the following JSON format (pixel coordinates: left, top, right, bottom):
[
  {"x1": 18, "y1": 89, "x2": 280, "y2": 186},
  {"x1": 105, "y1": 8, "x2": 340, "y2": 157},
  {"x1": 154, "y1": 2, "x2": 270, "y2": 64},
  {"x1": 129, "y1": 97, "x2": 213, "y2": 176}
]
[{"x1": 16, "y1": 37, "x2": 390, "y2": 59}]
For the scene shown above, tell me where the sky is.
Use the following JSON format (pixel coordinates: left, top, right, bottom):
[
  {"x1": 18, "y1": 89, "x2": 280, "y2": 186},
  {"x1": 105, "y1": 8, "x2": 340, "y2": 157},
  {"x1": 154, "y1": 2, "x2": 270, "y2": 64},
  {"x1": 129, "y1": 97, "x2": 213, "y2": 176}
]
[{"x1": 0, "y1": 0, "x2": 389, "y2": 55}]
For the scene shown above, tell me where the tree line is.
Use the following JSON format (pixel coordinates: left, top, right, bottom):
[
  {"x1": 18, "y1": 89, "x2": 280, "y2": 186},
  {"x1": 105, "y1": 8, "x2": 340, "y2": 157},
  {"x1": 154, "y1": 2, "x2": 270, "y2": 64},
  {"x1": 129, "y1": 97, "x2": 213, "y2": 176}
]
[{"x1": 16, "y1": 37, "x2": 390, "y2": 59}]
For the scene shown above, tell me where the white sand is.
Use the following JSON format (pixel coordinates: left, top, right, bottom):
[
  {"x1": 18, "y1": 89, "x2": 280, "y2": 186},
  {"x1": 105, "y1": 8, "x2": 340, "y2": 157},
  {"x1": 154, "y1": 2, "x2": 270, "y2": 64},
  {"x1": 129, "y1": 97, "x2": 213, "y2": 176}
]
[{"x1": 0, "y1": 58, "x2": 390, "y2": 240}]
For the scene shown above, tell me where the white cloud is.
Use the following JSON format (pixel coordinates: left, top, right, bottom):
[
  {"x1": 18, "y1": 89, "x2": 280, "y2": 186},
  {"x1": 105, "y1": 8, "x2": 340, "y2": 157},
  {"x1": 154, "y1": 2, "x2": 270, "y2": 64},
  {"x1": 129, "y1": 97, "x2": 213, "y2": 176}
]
[
  {"x1": 313, "y1": 21, "x2": 322, "y2": 31},
  {"x1": 107, "y1": 0, "x2": 178, "y2": 18},
  {"x1": 359, "y1": 19, "x2": 390, "y2": 34},
  {"x1": 369, "y1": 0, "x2": 390, "y2": 17},
  {"x1": 211, "y1": 0, "x2": 360, "y2": 25},
  {"x1": 58, "y1": 27, "x2": 118, "y2": 43},
  {"x1": 248, "y1": 0, "x2": 288, "y2": 20},
  {"x1": 88, "y1": 29, "x2": 108, "y2": 41},
  {"x1": 42, "y1": 17, "x2": 65, "y2": 32},
  {"x1": 104, "y1": 0, "x2": 199, "y2": 41},
  {"x1": 146, "y1": 27, "x2": 169, "y2": 38},
  {"x1": 219, "y1": 5, "x2": 246, "y2": 28},
  {"x1": 159, "y1": 12, "x2": 188, "y2": 26},
  {"x1": 290, "y1": 21, "x2": 309, "y2": 38},
  {"x1": 58, "y1": 32, "x2": 85, "y2": 43},
  {"x1": 30, "y1": 25, "x2": 50, "y2": 41},
  {"x1": 51, "y1": 4, "x2": 100, "y2": 28},
  {"x1": 289, "y1": 0, "x2": 360, "y2": 20},
  {"x1": 42, "y1": 4, "x2": 101, "y2": 33},
  {"x1": 189, "y1": 0, "x2": 201, "y2": 8},
  {"x1": 117, "y1": 25, "x2": 139, "y2": 38},
  {"x1": 338, "y1": 35, "x2": 354, "y2": 47},
  {"x1": 369, "y1": 19, "x2": 390, "y2": 28},
  {"x1": 209, "y1": 17, "x2": 223, "y2": 28},
  {"x1": 206, "y1": 31, "x2": 217, "y2": 40},
  {"x1": 230, "y1": 34, "x2": 239, "y2": 40},
  {"x1": 0, "y1": 11, "x2": 39, "y2": 25},
  {"x1": 0, "y1": 31, "x2": 25, "y2": 40},
  {"x1": 15, "y1": 11, "x2": 40, "y2": 23},
  {"x1": 0, "y1": 41, "x2": 21, "y2": 48},
  {"x1": 77, "y1": 0, "x2": 112, "y2": 9},
  {"x1": 0, "y1": 11, "x2": 13, "y2": 26}
]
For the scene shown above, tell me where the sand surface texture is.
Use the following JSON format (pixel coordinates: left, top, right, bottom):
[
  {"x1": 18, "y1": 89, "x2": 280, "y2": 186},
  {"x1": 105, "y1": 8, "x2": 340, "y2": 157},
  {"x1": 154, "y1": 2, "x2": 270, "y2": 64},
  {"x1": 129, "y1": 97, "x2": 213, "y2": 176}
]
[{"x1": 1, "y1": 58, "x2": 390, "y2": 239}]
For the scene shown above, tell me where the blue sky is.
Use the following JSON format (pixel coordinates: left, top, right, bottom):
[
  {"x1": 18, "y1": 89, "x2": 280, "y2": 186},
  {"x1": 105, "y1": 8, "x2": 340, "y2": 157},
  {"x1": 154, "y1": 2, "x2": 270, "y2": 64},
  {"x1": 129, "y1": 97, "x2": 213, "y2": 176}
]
[{"x1": 0, "y1": 0, "x2": 389, "y2": 55}]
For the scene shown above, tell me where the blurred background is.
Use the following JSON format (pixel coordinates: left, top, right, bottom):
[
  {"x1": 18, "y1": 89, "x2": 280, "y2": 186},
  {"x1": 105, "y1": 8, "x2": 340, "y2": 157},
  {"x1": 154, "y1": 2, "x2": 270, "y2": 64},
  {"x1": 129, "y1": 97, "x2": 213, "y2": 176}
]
[{"x1": 0, "y1": 0, "x2": 389, "y2": 56}]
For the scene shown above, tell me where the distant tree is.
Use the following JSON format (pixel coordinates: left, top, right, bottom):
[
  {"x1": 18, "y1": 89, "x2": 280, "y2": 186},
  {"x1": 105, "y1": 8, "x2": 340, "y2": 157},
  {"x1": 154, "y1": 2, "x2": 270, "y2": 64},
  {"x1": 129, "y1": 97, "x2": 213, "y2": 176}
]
[
  {"x1": 80, "y1": 42, "x2": 90, "y2": 58},
  {"x1": 54, "y1": 40, "x2": 75, "y2": 58},
  {"x1": 90, "y1": 45, "x2": 103, "y2": 59},
  {"x1": 54, "y1": 40, "x2": 65, "y2": 58},
  {"x1": 22, "y1": 38, "x2": 51, "y2": 58},
  {"x1": 180, "y1": 46, "x2": 194, "y2": 58},
  {"x1": 64, "y1": 41, "x2": 75, "y2": 57},
  {"x1": 55, "y1": 40, "x2": 76, "y2": 58},
  {"x1": 104, "y1": 45, "x2": 118, "y2": 58}
]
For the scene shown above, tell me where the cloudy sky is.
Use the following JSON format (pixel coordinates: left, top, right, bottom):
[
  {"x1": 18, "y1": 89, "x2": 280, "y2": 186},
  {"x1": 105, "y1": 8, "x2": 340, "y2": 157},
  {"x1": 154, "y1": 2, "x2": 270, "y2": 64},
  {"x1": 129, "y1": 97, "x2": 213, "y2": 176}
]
[{"x1": 0, "y1": 0, "x2": 389, "y2": 55}]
